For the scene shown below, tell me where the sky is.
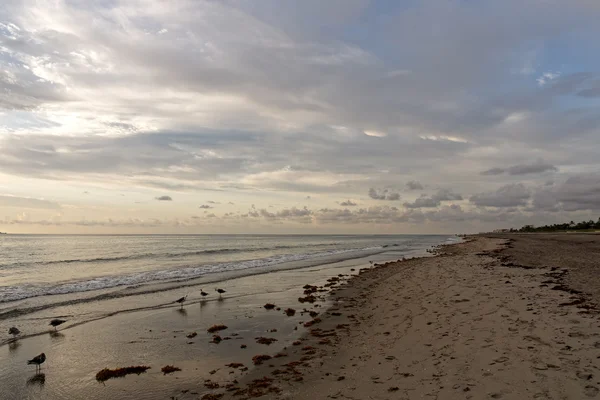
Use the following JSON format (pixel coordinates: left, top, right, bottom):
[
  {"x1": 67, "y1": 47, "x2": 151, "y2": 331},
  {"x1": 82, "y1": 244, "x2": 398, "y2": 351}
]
[{"x1": 1, "y1": 0, "x2": 600, "y2": 234}]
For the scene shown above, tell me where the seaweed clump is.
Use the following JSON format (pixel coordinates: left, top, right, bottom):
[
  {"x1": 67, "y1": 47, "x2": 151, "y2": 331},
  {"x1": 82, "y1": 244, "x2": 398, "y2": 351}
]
[
  {"x1": 252, "y1": 354, "x2": 272, "y2": 365},
  {"x1": 161, "y1": 365, "x2": 181, "y2": 375},
  {"x1": 96, "y1": 366, "x2": 151, "y2": 382},
  {"x1": 255, "y1": 337, "x2": 278, "y2": 345},
  {"x1": 207, "y1": 324, "x2": 228, "y2": 333}
]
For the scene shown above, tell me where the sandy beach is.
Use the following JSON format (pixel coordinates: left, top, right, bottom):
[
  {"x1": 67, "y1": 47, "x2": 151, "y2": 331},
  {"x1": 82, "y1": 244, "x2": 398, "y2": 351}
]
[{"x1": 215, "y1": 235, "x2": 600, "y2": 400}]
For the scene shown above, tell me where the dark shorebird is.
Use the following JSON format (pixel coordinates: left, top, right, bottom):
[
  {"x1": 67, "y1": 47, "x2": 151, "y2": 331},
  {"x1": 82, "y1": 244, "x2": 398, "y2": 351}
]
[
  {"x1": 200, "y1": 289, "x2": 209, "y2": 298},
  {"x1": 215, "y1": 288, "x2": 226, "y2": 298},
  {"x1": 8, "y1": 327, "x2": 20, "y2": 339},
  {"x1": 175, "y1": 295, "x2": 187, "y2": 308},
  {"x1": 49, "y1": 319, "x2": 66, "y2": 331},
  {"x1": 27, "y1": 353, "x2": 46, "y2": 372}
]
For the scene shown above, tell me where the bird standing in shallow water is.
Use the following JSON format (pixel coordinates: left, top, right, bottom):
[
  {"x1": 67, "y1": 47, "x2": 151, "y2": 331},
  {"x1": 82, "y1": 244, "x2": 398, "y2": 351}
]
[
  {"x1": 27, "y1": 353, "x2": 46, "y2": 372},
  {"x1": 8, "y1": 327, "x2": 20, "y2": 339},
  {"x1": 49, "y1": 319, "x2": 66, "y2": 331},
  {"x1": 175, "y1": 295, "x2": 187, "y2": 308},
  {"x1": 215, "y1": 288, "x2": 226, "y2": 298}
]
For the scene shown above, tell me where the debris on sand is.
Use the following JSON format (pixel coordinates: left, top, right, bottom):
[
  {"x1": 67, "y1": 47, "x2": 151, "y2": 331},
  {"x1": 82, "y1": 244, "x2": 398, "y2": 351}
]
[
  {"x1": 240, "y1": 344, "x2": 247, "y2": 349},
  {"x1": 255, "y1": 337, "x2": 278, "y2": 345},
  {"x1": 309, "y1": 311, "x2": 319, "y2": 318},
  {"x1": 292, "y1": 340, "x2": 302, "y2": 346},
  {"x1": 186, "y1": 332, "x2": 197, "y2": 338},
  {"x1": 252, "y1": 355, "x2": 272, "y2": 365},
  {"x1": 298, "y1": 295, "x2": 317, "y2": 303},
  {"x1": 226, "y1": 363, "x2": 245, "y2": 368},
  {"x1": 303, "y1": 285, "x2": 318, "y2": 295},
  {"x1": 234, "y1": 376, "x2": 282, "y2": 398},
  {"x1": 211, "y1": 335, "x2": 222, "y2": 344},
  {"x1": 161, "y1": 365, "x2": 181, "y2": 375},
  {"x1": 204, "y1": 380, "x2": 220, "y2": 389},
  {"x1": 263, "y1": 303, "x2": 276, "y2": 310},
  {"x1": 284, "y1": 308, "x2": 296, "y2": 316},
  {"x1": 207, "y1": 324, "x2": 228, "y2": 333},
  {"x1": 95, "y1": 366, "x2": 151, "y2": 382},
  {"x1": 303, "y1": 318, "x2": 322, "y2": 327},
  {"x1": 201, "y1": 394, "x2": 224, "y2": 400}
]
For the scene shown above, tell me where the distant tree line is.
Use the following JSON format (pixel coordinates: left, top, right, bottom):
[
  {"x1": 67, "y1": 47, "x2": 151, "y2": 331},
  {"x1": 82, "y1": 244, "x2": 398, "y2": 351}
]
[{"x1": 511, "y1": 218, "x2": 600, "y2": 232}]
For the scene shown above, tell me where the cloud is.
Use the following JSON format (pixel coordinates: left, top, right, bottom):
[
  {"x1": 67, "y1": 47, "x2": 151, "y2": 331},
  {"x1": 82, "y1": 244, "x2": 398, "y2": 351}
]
[
  {"x1": 530, "y1": 174, "x2": 600, "y2": 212},
  {"x1": 1, "y1": 1, "x2": 600, "y2": 233},
  {"x1": 368, "y1": 188, "x2": 400, "y2": 201},
  {"x1": 481, "y1": 161, "x2": 558, "y2": 176},
  {"x1": 405, "y1": 181, "x2": 424, "y2": 190},
  {"x1": 0, "y1": 195, "x2": 61, "y2": 209},
  {"x1": 199, "y1": 205, "x2": 213, "y2": 209},
  {"x1": 403, "y1": 189, "x2": 463, "y2": 209},
  {"x1": 470, "y1": 183, "x2": 531, "y2": 207},
  {"x1": 537, "y1": 72, "x2": 560, "y2": 86},
  {"x1": 339, "y1": 200, "x2": 358, "y2": 206},
  {"x1": 155, "y1": 196, "x2": 173, "y2": 201}
]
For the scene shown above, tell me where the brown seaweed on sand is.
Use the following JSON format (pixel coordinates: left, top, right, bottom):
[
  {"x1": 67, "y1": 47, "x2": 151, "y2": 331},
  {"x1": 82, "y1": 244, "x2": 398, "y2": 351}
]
[
  {"x1": 204, "y1": 380, "x2": 220, "y2": 389},
  {"x1": 186, "y1": 332, "x2": 197, "y2": 338},
  {"x1": 235, "y1": 376, "x2": 281, "y2": 398},
  {"x1": 303, "y1": 317, "x2": 322, "y2": 327},
  {"x1": 252, "y1": 354, "x2": 272, "y2": 365},
  {"x1": 161, "y1": 365, "x2": 181, "y2": 374},
  {"x1": 298, "y1": 295, "x2": 317, "y2": 303},
  {"x1": 201, "y1": 394, "x2": 224, "y2": 400},
  {"x1": 211, "y1": 335, "x2": 222, "y2": 344},
  {"x1": 284, "y1": 308, "x2": 296, "y2": 316},
  {"x1": 263, "y1": 303, "x2": 276, "y2": 310},
  {"x1": 255, "y1": 337, "x2": 278, "y2": 345},
  {"x1": 95, "y1": 366, "x2": 151, "y2": 382},
  {"x1": 207, "y1": 324, "x2": 228, "y2": 333},
  {"x1": 226, "y1": 363, "x2": 245, "y2": 368}
]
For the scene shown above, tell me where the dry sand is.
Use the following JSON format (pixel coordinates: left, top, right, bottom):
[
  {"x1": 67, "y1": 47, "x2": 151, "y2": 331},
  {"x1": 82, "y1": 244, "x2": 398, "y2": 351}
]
[{"x1": 217, "y1": 236, "x2": 600, "y2": 399}]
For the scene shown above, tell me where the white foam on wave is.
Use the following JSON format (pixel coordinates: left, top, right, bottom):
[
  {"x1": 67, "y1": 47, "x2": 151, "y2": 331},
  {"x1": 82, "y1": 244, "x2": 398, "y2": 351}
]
[{"x1": 0, "y1": 246, "x2": 382, "y2": 303}]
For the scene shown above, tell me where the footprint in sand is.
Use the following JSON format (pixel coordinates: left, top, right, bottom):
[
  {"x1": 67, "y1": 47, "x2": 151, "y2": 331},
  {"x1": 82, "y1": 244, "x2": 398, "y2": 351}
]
[{"x1": 584, "y1": 385, "x2": 599, "y2": 397}]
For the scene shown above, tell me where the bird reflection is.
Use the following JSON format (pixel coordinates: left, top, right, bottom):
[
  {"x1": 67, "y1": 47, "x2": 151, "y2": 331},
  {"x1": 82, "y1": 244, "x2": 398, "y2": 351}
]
[
  {"x1": 8, "y1": 340, "x2": 21, "y2": 352},
  {"x1": 27, "y1": 373, "x2": 46, "y2": 387},
  {"x1": 176, "y1": 308, "x2": 188, "y2": 316},
  {"x1": 49, "y1": 331, "x2": 65, "y2": 340}
]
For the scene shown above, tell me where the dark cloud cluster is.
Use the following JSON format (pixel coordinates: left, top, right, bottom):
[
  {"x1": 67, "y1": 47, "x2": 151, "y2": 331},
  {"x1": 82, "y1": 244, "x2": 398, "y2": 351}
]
[
  {"x1": 405, "y1": 181, "x2": 424, "y2": 190},
  {"x1": 368, "y1": 188, "x2": 400, "y2": 201},
  {"x1": 470, "y1": 184, "x2": 530, "y2": 208},
  {"x1": 481, "y1": 161, "x2": 558, "y2": 176},
  {"x1": 403, "y1": 189, "x2": 463, "y2": 209}
]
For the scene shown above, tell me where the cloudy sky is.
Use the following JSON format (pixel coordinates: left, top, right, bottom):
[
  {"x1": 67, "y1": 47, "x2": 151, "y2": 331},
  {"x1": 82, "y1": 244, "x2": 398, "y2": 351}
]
[{"x1": 1, "y1": 0, "x2": 600, "y2": 234}]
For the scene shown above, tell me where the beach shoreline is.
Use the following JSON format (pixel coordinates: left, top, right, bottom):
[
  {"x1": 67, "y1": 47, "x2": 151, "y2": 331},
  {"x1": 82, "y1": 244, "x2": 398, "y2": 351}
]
[
  {"x1": 215, "y1": 234, "x2": 600, "y2": 399},
  {"x1": 1, "y1": 238, "x2": 450, "y2": 400}
]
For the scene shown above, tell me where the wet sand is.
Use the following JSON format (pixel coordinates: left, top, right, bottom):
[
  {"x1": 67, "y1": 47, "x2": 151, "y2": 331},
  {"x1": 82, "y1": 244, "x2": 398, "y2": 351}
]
[{"x1": 218, "y1": 235, "x2": 600, "y2": 399}]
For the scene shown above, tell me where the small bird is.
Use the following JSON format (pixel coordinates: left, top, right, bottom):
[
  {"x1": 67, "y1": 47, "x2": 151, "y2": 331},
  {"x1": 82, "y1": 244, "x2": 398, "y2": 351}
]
[
  {"x1": 175, "y1": 295, "x2": 187, "y2": 308},
  {"x1": 49, "y1": 319, "x2": 66, "y2": 331},
  {"x1": 27, "y1": 353, "x2": 46, "y2": 372},
  {"x1": 200, "y1": 289, "x2": 209, "y2": 298},
  {"x1": 215, "y1": 288, "x2": 226, "y2": 298},
  {"x1": 8, "y1": 327, "x2": 20, "y2": 338}
]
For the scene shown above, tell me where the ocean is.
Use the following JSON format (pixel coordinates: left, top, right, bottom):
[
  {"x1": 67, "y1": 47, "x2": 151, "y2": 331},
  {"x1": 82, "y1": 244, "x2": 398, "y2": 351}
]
[{"x1": 0, "y1": 234, "x2": 457, "y2": 336}]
